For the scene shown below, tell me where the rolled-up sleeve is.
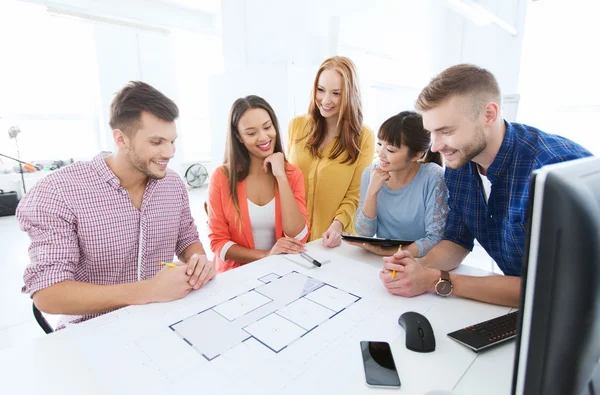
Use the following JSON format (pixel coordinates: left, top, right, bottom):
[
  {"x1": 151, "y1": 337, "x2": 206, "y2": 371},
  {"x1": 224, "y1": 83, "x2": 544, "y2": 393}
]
[
  {"x1": 17, "y1": 180, "x2": 80, "y2": 296},
  {"x1": 286, "y1": 166, "x2": 310, "y2": 242},
  {"x1": 175, "y1": 181, "x2": 201, "y2": 257},
  {"x1": 355, "y1": 166, "x2": 377, "y2": 236},
  {"x1": 208, "y1": 169, "x2": 235, "y2": 259},
  {"x1": 415, "y1": 171, "x2": 449, "y2": 257},
  {"x1": 443, "y1": 173, "x2": 475, "y2": 252}
]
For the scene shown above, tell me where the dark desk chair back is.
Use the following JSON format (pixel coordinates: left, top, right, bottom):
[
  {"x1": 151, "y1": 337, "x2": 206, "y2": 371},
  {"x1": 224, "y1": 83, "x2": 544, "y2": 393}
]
[{"x1": 32, "y1": 303, "x2": 54, "y2": 334}]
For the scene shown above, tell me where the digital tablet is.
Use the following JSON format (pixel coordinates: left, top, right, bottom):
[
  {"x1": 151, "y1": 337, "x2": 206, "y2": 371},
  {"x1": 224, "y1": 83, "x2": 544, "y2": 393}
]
[{"x1": 341, "y1": 234, "x2": 414, "y2": 247}]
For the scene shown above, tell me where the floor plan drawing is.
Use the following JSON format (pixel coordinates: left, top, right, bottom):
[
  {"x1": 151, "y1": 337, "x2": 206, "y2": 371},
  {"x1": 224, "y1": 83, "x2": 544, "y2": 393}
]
[{"x1": 169, "y1": 271, "x2": 361, "y2": 361}]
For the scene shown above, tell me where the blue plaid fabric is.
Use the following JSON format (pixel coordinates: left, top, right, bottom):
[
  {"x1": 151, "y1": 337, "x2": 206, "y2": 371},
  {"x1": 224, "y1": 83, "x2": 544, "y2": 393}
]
[{"x1": 444, "y1": 121, "x2": 592, "y2": 276}]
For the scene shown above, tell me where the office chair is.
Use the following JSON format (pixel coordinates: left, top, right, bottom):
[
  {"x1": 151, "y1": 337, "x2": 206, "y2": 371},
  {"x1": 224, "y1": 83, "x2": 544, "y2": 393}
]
[{"x1": 32, "y1": 302, "x2": 54, "y2": 334}]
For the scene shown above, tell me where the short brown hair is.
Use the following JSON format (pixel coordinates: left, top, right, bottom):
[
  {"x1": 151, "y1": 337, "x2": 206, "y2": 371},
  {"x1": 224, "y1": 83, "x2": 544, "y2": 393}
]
[
  {"x1": 416, "y1": 64, "x2": 501, "y2": 117},
  {"x1": 109, "y1": 81, "x2": 179, "y2": 135}
]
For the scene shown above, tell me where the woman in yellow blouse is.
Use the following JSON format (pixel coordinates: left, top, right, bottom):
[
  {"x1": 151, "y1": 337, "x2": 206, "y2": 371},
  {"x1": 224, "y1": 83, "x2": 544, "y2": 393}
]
[{"x1": 287, "y1": 56, "x2": 374, "y2": 247}]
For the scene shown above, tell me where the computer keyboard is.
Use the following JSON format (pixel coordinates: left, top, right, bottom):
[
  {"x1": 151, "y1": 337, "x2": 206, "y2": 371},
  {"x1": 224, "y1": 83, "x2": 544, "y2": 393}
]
[{"x1": 447, "y1": 311, "x2": 518, "y2": 352}]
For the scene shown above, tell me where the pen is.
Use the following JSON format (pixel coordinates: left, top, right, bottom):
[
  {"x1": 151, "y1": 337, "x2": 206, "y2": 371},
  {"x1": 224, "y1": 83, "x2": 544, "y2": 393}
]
[
  {"x1": 392, "y1": 245, "x2": 402, "y2": 279},
  {"x1": 160, "y1": 261, "x2": 177, "y2": 268},
  {"x1": 300, "y1": 252, "x2": 322, "y2": 268}
]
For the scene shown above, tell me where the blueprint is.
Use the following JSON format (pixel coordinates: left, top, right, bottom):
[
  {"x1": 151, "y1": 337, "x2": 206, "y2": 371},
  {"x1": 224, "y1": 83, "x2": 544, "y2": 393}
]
[{"x1": 169, "y1": 271, "x2": 361, "y2": 361}]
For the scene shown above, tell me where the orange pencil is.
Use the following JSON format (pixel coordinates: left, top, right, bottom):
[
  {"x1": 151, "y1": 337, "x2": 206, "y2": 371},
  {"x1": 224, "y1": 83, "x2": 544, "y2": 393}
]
[
  {"x1": 391, "y1": 245, "x2": 402, "y2": 279},
  {"x1": 160, "y1": 261, "x2": 177, "y2": 268}
]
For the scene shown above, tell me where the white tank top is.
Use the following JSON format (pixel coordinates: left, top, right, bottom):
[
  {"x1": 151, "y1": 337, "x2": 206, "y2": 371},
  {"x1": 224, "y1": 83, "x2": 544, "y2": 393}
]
[{"x1": 247, "y1": 198, "x2": 276, "y2": 251}]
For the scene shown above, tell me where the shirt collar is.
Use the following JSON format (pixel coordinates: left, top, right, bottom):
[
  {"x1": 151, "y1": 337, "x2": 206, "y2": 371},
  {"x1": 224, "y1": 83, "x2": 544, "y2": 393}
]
[
  {"x1": 90, "y1": 152, "x2": 158, "y2": 190},
  {"x1": 468, "y1": 120, "x2": 514, "y2": 184},
  {"x1": 91, "y1": 152, "x2": 121, "y2": 189}
]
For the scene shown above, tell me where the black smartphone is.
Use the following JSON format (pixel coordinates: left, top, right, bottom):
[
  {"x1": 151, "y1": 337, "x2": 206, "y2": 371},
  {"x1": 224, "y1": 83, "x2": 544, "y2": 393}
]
[{"x1": 360, "y1": 341, "x2": 401, "y2": 388}]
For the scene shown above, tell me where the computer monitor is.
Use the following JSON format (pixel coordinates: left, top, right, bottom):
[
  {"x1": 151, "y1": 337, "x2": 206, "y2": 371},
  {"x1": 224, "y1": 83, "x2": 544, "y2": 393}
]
[{"x1": 512, "y1": 157, "x2": 600, "y2": 395}]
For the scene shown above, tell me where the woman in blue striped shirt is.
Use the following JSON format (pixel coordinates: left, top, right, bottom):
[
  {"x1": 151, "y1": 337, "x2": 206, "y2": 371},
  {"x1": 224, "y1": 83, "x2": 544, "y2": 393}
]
[{"x1": 347, "y1": 111, "x2": 449, "y2": 258}]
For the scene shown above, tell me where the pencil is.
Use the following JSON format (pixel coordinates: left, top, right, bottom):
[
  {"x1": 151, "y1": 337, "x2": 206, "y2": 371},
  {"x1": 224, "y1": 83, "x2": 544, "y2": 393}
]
[
  {"x1": 160, "y1": 261, "x2": 177, "y2": 268},
  {"x1": 391, "y1": 245, "x2": 402, "y2": 279}
]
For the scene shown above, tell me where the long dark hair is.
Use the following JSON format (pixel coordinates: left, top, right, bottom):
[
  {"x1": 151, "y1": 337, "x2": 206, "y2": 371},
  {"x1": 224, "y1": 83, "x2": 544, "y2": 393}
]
[
  {"x1": 377, "y1": 111, "x2": 442, "y2": 166},
  {"x1": 305, "y1": 56, "x2": 363, "y2": 164},
  {"x1": 223, "y1": 95, "x2": 286, "y2": 221}
]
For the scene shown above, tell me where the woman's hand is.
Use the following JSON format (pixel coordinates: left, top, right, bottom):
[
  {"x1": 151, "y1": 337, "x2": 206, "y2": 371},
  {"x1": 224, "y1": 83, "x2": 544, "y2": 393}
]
[
  {"x1": 263, "y1": 152, "x2": 286, "y2": 178},
  {"x1": 367, "y1": 167, "x2": 390, "y2": 196},
  {"x1": 322, "y1": 220, "x2": 343, "y2": 248},
  {"x1": 268, "y1": 237, "x2": 306, "y2": 256}
]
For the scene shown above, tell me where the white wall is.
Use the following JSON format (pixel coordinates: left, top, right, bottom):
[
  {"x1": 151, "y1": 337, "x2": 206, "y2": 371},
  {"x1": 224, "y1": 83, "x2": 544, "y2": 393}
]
[
  {"x1": 208, "y1": 0, "x2": 342, "y2": 173},
  {"x1": 337, "y1": 0, "x2": 464, "y2": 131},
  {"x1": 94, "y1": 24, "x2": 183, "y2": 173},
  {"x1": 459, "y1": 0, "x2": 528, "y2": 94},
  {"x1": 10, "y1": 0, "x2": 530, "y2": 176},
  {"x1": 208, "y1": 0, "x2": 528, "y2": 172}
]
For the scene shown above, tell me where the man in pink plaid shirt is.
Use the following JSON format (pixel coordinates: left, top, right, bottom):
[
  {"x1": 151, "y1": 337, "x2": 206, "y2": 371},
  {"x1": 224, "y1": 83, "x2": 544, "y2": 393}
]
[{"x1": 17, "y1": 81, "x2": 216, "y2": 328}]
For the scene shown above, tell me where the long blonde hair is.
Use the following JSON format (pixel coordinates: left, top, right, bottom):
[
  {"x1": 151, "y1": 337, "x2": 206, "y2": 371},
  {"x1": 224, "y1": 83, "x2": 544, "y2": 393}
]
[{"x1": 305, "y1": 56, "x2": 363, "y2": 164}]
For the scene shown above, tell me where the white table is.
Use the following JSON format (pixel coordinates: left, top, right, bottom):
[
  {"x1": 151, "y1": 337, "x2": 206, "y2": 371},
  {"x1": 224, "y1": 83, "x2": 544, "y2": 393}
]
[{"x1": 0, "y1": 241, "x2": 516, "y2": 395}]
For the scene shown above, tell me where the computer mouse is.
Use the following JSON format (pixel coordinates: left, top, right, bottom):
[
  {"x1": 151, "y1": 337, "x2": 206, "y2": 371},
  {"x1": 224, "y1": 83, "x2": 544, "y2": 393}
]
[{"x1": 398, "y1": 311, "x2": 436, "y2": 353}]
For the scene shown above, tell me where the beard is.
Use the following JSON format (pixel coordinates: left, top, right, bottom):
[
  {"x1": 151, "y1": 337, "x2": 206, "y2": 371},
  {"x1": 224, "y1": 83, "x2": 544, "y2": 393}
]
[
  {"x1": 445, "y1": 124, "x2": 487, "y2": 169},
  {"x1": 127, "y1": 146, "x2": 166, "y2": 180}
]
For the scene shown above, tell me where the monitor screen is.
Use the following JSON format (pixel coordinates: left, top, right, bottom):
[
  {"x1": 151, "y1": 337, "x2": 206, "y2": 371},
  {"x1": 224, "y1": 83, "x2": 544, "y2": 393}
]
[{"x1": 512, "y1": 157, "x2": 600, "y2": 395}]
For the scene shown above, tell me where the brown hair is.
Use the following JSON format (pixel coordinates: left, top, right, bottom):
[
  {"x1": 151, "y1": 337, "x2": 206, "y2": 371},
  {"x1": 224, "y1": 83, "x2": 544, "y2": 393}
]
[
  {"x1": 305, "y1": 56, "x2": 363, "y2": 164},
  {"x1": 109, "y1": 81, "x2": 179, "y2": 135},
  {"x1": 224, "y1": 95, "x2": 286, "y2": 222},
  {"x1": 415, "y1": 64, "x2": 501, "y2": 118},
  {"x1": 378, "y1": 111, "x2": 442, "y2": 167}
]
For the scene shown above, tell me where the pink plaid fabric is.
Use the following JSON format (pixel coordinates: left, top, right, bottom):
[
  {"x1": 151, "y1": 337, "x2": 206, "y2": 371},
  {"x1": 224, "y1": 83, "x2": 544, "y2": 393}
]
[{"x1": 18, "y1": 152, "x2": 200, "y2": 327}]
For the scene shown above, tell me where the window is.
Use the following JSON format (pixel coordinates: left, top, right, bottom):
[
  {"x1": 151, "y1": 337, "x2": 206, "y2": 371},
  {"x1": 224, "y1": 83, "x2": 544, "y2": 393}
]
[
  {"x1": 517, "y1": 0, "x2": 600, "y2": 155},
  {"x1": 0, "y1": 1, "x2": 100, "y2": 162},
  {"x1": 0, "y1": 1, "x2": 223, "y2": 168}
]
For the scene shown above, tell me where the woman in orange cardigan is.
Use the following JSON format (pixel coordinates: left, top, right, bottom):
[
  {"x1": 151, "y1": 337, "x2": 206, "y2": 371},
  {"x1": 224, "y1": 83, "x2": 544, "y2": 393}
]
[{"x1": 208, "y1": 95, "x2": 309, "y2": 273}]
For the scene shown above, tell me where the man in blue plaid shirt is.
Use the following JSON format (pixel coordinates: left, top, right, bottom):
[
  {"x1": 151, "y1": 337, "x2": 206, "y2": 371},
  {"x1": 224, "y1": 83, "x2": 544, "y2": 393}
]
[{"x1": 379, "y1": 64, "x2": 592, "y2": 307}]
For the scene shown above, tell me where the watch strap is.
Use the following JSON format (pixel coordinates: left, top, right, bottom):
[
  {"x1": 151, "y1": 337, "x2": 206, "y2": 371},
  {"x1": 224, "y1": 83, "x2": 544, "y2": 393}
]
[{"x1": 441, "y1": 270, "x2": 450, "y2": 282}]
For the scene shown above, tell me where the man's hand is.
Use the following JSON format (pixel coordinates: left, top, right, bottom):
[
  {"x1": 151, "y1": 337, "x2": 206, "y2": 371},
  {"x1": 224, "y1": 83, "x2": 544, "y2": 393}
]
[
  {"x1": 367, "y1": 167, "x2": 390, "y2": 196},
  {"x1": 185, "y1": 253, "x2": 216, "y2": 290},
  {"x1": 322, "y1": 220, "x2": 343, "y2": 248},
  {"x1": 344, "y1": 240, "x2": 397, "y2": 256},
  {"x1": 268, "y1": 237, "x2": 306, "y2": 256},
  {"x1": 146, "y1": 264, "x2": 193, "y2": 303},
  {"x1": 379, "y1": 250, "x2": 439, "y2": 297},
  {"x1": 263, "y1": 152, "x2": 286, "y2": 178}
]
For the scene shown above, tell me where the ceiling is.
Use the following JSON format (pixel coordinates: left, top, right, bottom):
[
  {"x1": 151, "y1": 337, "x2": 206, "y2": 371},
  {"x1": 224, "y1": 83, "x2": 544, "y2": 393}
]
[{"x1": 157, "y1": 0, "x2": 221, "y2": 14}]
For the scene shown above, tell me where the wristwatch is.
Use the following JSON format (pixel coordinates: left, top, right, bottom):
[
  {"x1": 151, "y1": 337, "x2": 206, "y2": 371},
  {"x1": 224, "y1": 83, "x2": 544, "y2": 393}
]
[{"x1": 435, "y1": 270, "x2": 453, "y2": 296}]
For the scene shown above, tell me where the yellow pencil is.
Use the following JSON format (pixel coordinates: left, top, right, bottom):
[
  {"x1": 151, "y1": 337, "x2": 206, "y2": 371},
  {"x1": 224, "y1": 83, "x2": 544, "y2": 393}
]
[
  {"x1": 392, "y1": 245, "x2": 402, "y2": 279},
  {"x1": 160, "y1": 261, "x2": 177, "y2": 268}
]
